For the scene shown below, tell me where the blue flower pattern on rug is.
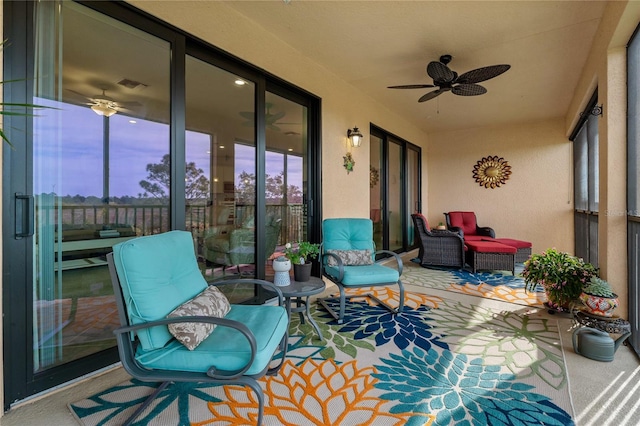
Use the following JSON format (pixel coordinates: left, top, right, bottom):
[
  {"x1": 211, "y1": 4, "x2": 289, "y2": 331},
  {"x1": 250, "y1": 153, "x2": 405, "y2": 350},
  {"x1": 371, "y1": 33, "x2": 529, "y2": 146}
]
[
  {"x1": 373, "y1": 347, "x2": 574, "y2": 426},
  {"x1": 318, "y1": 299, "x2": 447, "y2": 352}
]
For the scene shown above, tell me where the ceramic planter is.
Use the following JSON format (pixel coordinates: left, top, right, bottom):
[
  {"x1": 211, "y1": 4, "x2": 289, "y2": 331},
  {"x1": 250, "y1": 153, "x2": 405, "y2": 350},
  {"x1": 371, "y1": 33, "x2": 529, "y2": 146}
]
[
  {"x1": 579, "y1": 291, "x2": 619, "y2": 317},
  {"x1": 273, "y1": 257, "x2": 291, "y2": 286},
  {"x1": 293, "y1": 262, "x2": 312, "y2": 282}
]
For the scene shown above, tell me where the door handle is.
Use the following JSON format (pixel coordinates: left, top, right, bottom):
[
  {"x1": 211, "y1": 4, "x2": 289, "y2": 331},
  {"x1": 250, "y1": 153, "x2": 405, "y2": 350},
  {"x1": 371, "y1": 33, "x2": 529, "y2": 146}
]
[{"x1": 15, "y1": 192, "x2": 34, "y2": 239}]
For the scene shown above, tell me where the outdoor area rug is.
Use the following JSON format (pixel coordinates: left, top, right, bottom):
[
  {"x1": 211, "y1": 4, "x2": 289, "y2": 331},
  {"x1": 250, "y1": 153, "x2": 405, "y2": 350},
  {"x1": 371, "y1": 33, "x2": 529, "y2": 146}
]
[
  {"x1": 69, "y1": 288, "x2": 573, "y2": 425},
  {"x1": 404, "y1": 258, "x2": 547, "y2": 309}
]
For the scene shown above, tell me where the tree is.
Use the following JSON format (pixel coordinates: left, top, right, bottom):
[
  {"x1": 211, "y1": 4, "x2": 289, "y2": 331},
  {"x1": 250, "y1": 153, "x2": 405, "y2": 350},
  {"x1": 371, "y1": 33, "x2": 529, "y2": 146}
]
[
  {"x1": 235, "y1": 170, "x2": 303, "y2": 204},
  {"x1": 139, "y1": 154, "x2": 210, "y2": 203}
]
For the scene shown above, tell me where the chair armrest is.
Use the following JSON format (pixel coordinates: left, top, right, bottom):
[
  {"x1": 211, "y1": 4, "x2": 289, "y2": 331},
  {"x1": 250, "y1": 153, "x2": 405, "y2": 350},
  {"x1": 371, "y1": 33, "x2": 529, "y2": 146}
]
[
  {"x1": 321, "y1": 252, "x2": 345, "y2": 282},
  {"x1": 429, "y1": 230, "x2": 464, "y2": 241},
  {"x1": 476, "y1": 226, "x2": 495, "y2": 238},
  {"x1": 449, "y1": 226, "x2": 464, "y2": 238},
  {"x1": 211, "y1": 278, "x2": 285, "y2": 307},
  {"x1": 203, "y1": 225, "x2": 235, "y2": 238},
  {"x1": 374, "y1": 249, "x2": 403, "y2": 276},
  {"x1": 114, "y1": 315, "x2": 258, "y2": 380}
]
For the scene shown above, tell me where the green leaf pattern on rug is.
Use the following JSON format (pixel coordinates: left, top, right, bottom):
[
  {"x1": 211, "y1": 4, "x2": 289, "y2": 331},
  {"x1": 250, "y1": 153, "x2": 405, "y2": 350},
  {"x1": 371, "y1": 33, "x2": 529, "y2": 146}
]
[
  {"x1": 288, "y1": 304, "x2": 376, "y2": 358},
  {"x1": 424, "y1": 299, "x2": 567, "y2": 390}
]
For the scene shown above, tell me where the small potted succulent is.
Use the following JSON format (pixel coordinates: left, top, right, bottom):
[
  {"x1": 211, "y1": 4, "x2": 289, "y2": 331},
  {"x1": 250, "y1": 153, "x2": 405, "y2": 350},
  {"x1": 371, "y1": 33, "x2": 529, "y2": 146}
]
[
  {"x1": 579, "y1": 276, "x2": 619, "y2": 317},
  {"x1": 436, "y1": 222, "x2": 447, "y2": 230}
]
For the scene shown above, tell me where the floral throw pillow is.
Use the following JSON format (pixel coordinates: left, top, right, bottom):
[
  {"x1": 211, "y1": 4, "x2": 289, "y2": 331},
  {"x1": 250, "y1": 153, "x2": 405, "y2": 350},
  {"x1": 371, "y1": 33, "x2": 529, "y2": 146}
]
[
  {"x1": 326, "y1": 249, "x2": 374, "y2": 266},
  {"x1": 167, "y1": 286, "x2": 231, "y2": 350}
]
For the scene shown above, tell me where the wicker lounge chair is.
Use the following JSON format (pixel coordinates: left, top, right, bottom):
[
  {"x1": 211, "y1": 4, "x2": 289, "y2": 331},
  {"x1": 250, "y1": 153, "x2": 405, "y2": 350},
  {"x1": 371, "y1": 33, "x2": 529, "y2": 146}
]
[{"x1": 411, "y1": 213, "x2": 465, "y2": 269}]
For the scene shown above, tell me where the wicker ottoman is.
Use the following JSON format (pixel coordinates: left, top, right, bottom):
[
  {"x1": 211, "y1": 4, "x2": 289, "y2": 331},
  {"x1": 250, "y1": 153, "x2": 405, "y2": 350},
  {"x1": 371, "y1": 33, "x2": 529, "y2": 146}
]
[
  {"x1": 465, "y1": 240, "x2": 516, "y2": 275},
  {"x1": 494, "y1": 238, "x2": 532, "y2": 263}
]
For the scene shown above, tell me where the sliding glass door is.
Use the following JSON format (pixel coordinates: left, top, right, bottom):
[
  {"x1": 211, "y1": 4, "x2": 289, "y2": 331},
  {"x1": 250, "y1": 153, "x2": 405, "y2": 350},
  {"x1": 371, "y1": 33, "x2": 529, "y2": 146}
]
[
  {"x1": 3, "y1": 0, "x2": 320, "y2": 407},
  {"x1": 370, "y1": 125, "x2": 421, "y2": 254}
]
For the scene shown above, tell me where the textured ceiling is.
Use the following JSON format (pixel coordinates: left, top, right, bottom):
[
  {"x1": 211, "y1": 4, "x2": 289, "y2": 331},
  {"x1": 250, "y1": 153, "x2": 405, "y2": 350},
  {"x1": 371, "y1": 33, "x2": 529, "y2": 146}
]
[{"x1": 222, "y1": 0, "x2": 607, "y2": 134}]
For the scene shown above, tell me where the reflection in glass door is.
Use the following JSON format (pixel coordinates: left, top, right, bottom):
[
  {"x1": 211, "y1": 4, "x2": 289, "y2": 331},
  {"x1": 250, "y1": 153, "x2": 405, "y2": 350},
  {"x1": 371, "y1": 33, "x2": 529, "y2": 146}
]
[
  {"x1": 407, "y1": 146, "x2": 421, "y2": 250},
  {"x1": 388, "y1": 139, "x2": 403, "y2": 252},
  {"x1": 185, "y1": 55, "x2": 257, "y2": 301},
  {"x1": 184, "y1": 58, "x2": 310, "y2": 297},
  {"x1": 31, "y1": 1, "x2": 170, "y2": 375}
]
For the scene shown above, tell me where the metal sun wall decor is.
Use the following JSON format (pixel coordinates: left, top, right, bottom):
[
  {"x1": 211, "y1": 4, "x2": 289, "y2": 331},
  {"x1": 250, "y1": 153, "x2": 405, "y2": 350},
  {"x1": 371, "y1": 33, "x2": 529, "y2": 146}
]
[
  {"x1": 370, "y1": 166, "x2": 380, "y2": 188},
  {"x1": 472, "y1": 155, "x2": 512, "y2": 188}
]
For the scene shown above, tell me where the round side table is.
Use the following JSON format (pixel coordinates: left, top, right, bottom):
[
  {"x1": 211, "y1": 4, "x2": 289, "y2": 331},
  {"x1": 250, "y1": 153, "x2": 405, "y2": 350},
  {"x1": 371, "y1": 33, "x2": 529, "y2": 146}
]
[{"x1": 276, "y1": 276, "x2": 325, "y2": 340}]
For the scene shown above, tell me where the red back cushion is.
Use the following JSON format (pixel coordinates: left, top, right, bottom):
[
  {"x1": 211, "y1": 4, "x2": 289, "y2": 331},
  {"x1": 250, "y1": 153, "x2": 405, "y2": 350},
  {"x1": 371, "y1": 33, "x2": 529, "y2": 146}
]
[
  {"x1": 416, "y1": 213, "x2": 430, "y2": 231},
  {"x1": 448, "y1": 211, "x2": 477, "y2": 236}
]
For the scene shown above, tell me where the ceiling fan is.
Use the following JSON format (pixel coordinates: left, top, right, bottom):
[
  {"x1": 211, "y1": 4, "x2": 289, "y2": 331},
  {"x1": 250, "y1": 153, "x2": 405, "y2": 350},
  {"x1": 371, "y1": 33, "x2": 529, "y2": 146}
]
[
  {"x1": 67, "y1": 88, "x2": 139, "y2": 117},
  {"x1": 388, "y1": 54, "x2": 510, "y2": 102},
  {"x1": 239, "y1": 102, "x2": 297, "y2": 131}
]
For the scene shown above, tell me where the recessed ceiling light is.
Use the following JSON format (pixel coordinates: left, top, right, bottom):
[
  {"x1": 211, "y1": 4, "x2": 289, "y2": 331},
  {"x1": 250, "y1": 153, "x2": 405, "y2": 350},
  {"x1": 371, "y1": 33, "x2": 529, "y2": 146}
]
[
  {"x1": 214, "y1": 178, "x2": 219, "y2": 182},
  {"x1": 288, "y1": 148, "x2": 293, "y2": 152},
  {"x1": 219, "y1": 145, "x2": 225, "y2": 149},
  {"x1": 234, "y1": 79, "x2": 246, "y2": 86},
  {"x1": 129, "y1": 120, "x2": 137, "y2": 124}
]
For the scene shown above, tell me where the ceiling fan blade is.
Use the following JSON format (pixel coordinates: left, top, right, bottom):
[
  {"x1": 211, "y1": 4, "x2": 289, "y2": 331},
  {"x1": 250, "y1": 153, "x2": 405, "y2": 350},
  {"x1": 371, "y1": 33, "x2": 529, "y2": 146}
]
[
  {"x1": 269, "y1": 110, "x2": 286, "y2": 122},
  {"x1": 239, "y1": 111, "x2": 254, "y2": 120},
  {"x1": 387, "y1": 84, "x2": 435, "y2": 89},
  {"x1": 427, "y1": 61, "x2": 455, "y2": 83},
  {"x1": 66, "y1": 89, "x2": 92, "y2": 99},
  {"x1": 452, "y1": 84, "x2": 487, "y2": 96},
  {"x1": 456, "y1": 64, "x2": 510, "y2": 84},
  {"x1": 418, "y1": 88, "x2": 449, "y2": 102}
]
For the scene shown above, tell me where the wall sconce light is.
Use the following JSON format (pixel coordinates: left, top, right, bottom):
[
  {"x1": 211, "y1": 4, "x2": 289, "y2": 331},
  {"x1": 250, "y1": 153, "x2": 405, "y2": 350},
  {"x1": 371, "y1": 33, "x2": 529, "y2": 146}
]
[{"x1": 347, "y1": 127, "x2": 363, "y2": 147}]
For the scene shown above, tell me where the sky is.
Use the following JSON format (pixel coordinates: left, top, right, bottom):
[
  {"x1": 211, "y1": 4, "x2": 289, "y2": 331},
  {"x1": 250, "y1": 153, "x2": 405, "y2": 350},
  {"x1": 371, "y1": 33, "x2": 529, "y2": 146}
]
[{"x1": 33, "y1": 99, "x2": 303, "y2": 199}]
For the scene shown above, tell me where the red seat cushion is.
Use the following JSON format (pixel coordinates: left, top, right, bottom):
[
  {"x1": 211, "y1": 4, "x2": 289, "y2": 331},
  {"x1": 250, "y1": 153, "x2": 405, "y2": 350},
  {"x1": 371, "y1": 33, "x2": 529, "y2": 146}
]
[
  {"x1": 465, "y1": 241, "x2": 516, "y2": 254},
  {"x1": 447, "y1": 211, "x2": 478, "y2": 236},
  {"x1": 464, "y1": 235, "x2": 491, "y2": 242},
  {"x1": 494, "y1": 238, "x2": 532, "y2": 249}
]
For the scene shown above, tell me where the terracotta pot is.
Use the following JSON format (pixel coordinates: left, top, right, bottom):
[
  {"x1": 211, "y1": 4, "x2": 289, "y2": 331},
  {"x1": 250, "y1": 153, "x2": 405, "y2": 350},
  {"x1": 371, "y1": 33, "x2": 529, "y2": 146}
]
[{"x1": 579, "y1": 291, "x2": 619, "y2": 317}]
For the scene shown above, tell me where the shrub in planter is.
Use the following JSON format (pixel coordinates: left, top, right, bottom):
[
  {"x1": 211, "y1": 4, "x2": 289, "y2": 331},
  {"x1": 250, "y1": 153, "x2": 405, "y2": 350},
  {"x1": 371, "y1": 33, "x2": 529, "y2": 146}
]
[{"x1": 522, "y1": 248, "x2": 597, "y2": 310}]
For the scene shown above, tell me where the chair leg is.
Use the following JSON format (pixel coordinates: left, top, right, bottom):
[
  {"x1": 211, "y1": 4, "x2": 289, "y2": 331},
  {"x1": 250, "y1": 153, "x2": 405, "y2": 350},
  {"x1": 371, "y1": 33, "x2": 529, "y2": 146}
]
[
  {"x1": 239, "y1": 377, "x2": 265, "y2": 426},
  {"x1": 397, "y1": 279, "x2": 405, "y2": 313},
  {"x1": 318, "y1": 282, "x2": 405, "y2": 324},
  {"x1": 122, "y1": 381, "x2": 170, "y2": 426},
  {"x1": 268, "y1": 333, "x2": 289, "y2": 376}
]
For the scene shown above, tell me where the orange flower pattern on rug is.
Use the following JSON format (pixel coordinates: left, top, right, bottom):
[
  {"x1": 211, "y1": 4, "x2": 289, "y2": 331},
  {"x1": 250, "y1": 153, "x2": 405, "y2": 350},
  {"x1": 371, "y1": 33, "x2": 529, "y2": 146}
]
[
  {"x1": 448, "y1": 282, "x2": 546, "y2": 307},
  {"x1": 196, "y1": 358, "x2": 425, "y2": 426},
  {"x1": 342, "y1": 286, "x2": 442, "y2": 309}
]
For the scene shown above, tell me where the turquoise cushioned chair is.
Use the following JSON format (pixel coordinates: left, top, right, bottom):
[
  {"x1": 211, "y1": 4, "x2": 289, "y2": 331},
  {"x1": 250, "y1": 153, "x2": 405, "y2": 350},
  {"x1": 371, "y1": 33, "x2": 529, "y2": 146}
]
[
  {"x1": 107, "y1": 230, "x2": 288, "y2": 426},
  {"x1": 318, "y1": 218, "x2": 404, "y2": 324}
]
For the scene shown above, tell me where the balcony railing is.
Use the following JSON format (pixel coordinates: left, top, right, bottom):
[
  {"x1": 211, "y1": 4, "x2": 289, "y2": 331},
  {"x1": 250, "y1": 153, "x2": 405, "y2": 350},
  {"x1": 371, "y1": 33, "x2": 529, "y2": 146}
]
[{"x1": 51, "y1": 202, "x2": 304, "y2": 245}]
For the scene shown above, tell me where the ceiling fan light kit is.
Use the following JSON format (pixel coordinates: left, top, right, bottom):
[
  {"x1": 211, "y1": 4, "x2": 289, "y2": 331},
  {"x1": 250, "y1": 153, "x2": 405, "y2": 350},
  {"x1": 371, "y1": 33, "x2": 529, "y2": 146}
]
[
  {"x1": 91, "y1": 101, "x2": 118, "y2": 117},
  {"x1": 388, "y1": 54, "x2": 510, "y2": 102}
]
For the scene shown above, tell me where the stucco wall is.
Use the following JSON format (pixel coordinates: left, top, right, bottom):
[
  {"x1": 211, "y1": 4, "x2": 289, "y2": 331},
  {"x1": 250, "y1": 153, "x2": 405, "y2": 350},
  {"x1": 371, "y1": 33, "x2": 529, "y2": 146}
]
[
  {"x1": 129, "y1": 0, "x2": 430, "y2": 220},
  {"x1": 427, "y1": 119, "x2": 573, "y2": 255}
]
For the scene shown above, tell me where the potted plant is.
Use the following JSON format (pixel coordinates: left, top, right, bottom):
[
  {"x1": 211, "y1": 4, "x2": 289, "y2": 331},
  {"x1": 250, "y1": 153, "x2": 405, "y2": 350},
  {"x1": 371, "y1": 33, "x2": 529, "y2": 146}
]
[
  {"x1": 579, "y1": 276, "x2": 619, "y2": 317},
  {"x1": 436, "y1": 222, "x2": 447, "y2": 230},
  {"x1": 522, "y1": 248, "x2": 597, "y2": 312},
  {"x1": 284, "y1": 241, "x2": 320, "y2": 282}
]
